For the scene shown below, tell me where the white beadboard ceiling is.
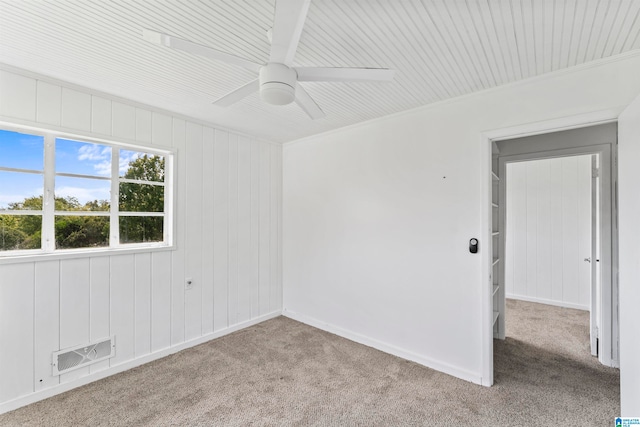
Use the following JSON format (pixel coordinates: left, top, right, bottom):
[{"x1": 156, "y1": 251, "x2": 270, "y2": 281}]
[{"x1": 1, "y1": 0, "x2": 639, "y2": 143}]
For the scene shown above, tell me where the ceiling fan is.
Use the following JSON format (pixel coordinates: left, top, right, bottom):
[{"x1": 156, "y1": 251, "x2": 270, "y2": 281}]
[{"x1": 142, "y1": 0, "x2": 394, "y2": 120}]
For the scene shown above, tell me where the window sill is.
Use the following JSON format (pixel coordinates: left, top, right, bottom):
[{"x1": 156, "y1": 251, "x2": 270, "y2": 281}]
[{"x1": 0, "y1": 244, "x2": 176, "y2": 265}]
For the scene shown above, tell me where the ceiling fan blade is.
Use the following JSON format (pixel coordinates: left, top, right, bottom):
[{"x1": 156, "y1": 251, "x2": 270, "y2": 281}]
[
  {"x1": 142, "y1": 29, "x2": 262, "y2": 73},
  {"x1": 269, "y1": 0, "x2": 311, "y2": 64},
  {"x1": 296, "y1": 67, "x2": 395, "y2": 82},
  {"x1": 294, "y1": 83, "x2": 325, "y2": 120},
  {"x1": 213, "y1": 79, "x2": 260, "y2": 107}
]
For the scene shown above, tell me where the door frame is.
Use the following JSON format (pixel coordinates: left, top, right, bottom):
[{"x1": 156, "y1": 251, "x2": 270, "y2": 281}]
[{"x1": 480, "y1": 109, "x2": 620, "y2": 386}]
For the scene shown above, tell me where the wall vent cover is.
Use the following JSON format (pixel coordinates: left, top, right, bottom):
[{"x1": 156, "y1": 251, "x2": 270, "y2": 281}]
[{"x1": 52, "y1": 336, "x2": 115, "y2": 376}]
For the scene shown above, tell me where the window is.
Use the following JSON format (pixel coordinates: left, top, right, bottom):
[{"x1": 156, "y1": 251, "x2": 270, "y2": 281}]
[
  {"x1": 0, "y1": 127, "x2": 173, "y2": 255},
  {"x1": 0, "y1": 129, "x2": 44, "y2": 251}
]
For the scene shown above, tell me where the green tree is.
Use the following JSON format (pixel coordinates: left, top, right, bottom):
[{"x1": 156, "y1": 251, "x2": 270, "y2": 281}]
[
  {"x1": 55, "y1": 215, "x2": 109, "y2": 249},
  {"x1": 0, "y1": 215, "x2": 31, "y2": 250},
  {"x1": 8, "y1": 195, "x2": 42, "y2": 211},
  {"x1": 83, "y1": 199, "x2": 110, "y2": 212},
  {"x1": 9, "y1": 196, "x2": 43, "y2": 241},
  {"x1": 118, "y1": 154, "x2": 165, "y2": 243},
  {"x1": 2, "y1": 196, "x2": 43, "y2": 250},
  {"x1": 124, "y1": 154, "x2": 164, "y2": 183},
  {"x1": 55, "y1": 196, "x2": 109, "y2": 248},
  {"x1": 51, "y1": 196, "x2": 109, "y2": 249},
  {"x1": 1, "y1": 195, "x2": 110, "y2": 251},
  {"x1": 1, "y1": 154, "x2": 164, "y2": 251}
]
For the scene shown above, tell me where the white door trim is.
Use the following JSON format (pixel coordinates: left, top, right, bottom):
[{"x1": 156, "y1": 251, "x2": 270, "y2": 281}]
[{"x1": 480, "y1": 109, "x2": 619, "y2": 386}]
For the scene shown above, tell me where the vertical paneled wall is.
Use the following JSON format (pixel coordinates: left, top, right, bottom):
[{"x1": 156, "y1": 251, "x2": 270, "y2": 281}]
[
  {"x1": 505, "y1": 155, "x2": 591, "y2": 310},
  {"x1": 0, "y1": 68, "x2": 282, "y2": 409}
]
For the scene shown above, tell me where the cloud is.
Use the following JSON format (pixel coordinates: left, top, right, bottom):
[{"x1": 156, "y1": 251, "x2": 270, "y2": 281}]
[
  {"x1": 93, "y1": 160, "x2": 112, "y2": 176},
  {"x1": 77, "y1": 144, "x2": 109, "y2": 161},
  {"x1": 77, "y1": 144, "x2": 112, "y2": 176},
  {"x1": 55, "y1": 186, "x2": 111, "y2": 204},
  {"x1": 75, "y1": 146, "x2": 143, "y2": 176},
  {"x1": 68, "y1": 144, "x2": 150, "y2": 177}
]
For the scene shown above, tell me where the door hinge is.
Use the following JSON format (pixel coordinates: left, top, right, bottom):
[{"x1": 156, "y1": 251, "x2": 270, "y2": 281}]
[
  {"x1": 592, "y1": 167, "x2": 600, "y2": 178},
  {"x1": 594, "y1": 326, "x2": 599, "y2": 339}
]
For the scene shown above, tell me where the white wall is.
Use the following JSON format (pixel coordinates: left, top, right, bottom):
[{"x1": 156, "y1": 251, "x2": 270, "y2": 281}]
[
  {"x1": 0, "y1": 66, "x2": 282, "y2": 412},
  {"x1": 505, "y1": 156, "x2": 592, "y2": 310},
  {"x1": 618, "y1": 92, "x2": 640, "y2": 415},
  {"x1": 283, "y1": 54, "x2": 640, "y2": 384}
]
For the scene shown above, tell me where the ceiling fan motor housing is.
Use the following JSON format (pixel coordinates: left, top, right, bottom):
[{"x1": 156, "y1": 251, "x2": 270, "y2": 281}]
[{"x1": 259, "y1": 63, "x2": 297, "y2": 105}]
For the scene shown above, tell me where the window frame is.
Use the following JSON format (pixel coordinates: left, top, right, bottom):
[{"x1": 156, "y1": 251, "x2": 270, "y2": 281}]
[{"x1": 0, "y1": 122, "x2": 175, "y2": 260}]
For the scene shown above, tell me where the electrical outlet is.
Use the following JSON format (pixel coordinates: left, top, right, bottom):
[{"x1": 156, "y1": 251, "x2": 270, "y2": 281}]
[{"x1": 185, "y1": 278, "x2": 193, "y2": 290}]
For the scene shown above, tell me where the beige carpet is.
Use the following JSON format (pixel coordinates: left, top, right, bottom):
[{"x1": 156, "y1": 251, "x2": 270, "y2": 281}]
[{"x1": 0, "y1": 299, "x2": 619, "y2": 426}]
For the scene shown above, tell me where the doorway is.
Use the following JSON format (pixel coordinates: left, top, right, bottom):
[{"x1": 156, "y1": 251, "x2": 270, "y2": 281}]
[
  {"x1": 503, "y1": 154, "x2": 599, "y2": 356},
  {"x1": 481, "y1": 120, "x2": 619, "y2": 386}
]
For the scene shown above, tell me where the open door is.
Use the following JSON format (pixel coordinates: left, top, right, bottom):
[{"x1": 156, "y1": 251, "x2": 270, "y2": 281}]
[{"x1": 589, "y1": 154, "x2": 599, "y2": 357}]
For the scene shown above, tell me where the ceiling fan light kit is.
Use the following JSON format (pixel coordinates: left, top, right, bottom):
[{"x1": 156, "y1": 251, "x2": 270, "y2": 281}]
[
  {"x1": 143, "y1": 0, "x2": 394, "y2": 119},
  {"x1": 260, "y1": 63, "x2": 297, "y2": 105}
]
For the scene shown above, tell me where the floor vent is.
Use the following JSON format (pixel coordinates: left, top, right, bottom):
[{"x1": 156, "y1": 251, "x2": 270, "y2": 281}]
[{"x1": 52, "y1": 336, "x2": 115, "y2": 376}]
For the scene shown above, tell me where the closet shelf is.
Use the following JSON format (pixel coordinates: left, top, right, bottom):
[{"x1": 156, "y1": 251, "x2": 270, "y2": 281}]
[{"x1": 491, "y1": 159, "x2": 502, "y2": 338}]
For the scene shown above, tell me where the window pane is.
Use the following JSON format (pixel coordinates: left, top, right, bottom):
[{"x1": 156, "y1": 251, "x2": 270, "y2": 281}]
[
  {"x1": 55, "y1": 176, "x2": 110, "y2": 211},
  {"x1": 55, "y1": 216, "x2": 109, "y2": 249},
  {"x1": 119, "y1": 216, "x2": 163, "y2": 244},
  {"x1": 56, "y1": 138, "x2": 111, "y2": 177},
  {"x1": 0, "y1": 171, "x2": 43, "y2": 210},
  {"x1": 0, "y1": 129, "x2": 44, "y2": 171},
  {"x1": 119, "y1": 182, "x2": 164, "y2": 212},
  {"x1": 0, "y1": 214, "x2": 42, "y2": 251},
  {"x1": 120, "y1": 151, "x2": 164, "y2": 182}
]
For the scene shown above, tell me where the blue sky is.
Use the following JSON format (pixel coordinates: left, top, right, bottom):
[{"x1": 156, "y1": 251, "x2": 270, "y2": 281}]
[{"x1": 0, "y1": 130, "x2": 145, "y2": 209}]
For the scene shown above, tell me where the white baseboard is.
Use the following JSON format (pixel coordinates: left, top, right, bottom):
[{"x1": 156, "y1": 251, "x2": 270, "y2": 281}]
[
  {"x1": 506, "y1": 294, "x2": 589, "y2": 311},
  {"x1": 0, "y1": 310, "x2": 282, "y2": 415},
  {"x1": 282, "y1": 309, "x2": 483, "y2": 386}
]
